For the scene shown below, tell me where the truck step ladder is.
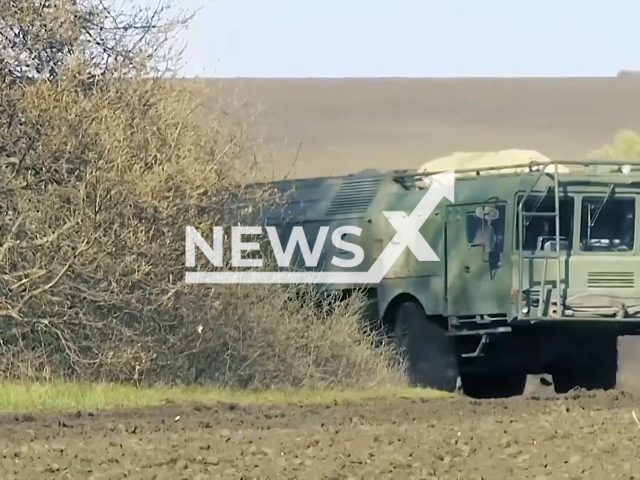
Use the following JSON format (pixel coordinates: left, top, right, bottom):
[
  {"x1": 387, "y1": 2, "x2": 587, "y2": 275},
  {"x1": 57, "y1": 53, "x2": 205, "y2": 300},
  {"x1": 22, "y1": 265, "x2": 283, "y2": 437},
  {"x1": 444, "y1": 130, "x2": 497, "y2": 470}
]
[{"x1": 517, "y1": 163, "x2": 563, "y2": 319}]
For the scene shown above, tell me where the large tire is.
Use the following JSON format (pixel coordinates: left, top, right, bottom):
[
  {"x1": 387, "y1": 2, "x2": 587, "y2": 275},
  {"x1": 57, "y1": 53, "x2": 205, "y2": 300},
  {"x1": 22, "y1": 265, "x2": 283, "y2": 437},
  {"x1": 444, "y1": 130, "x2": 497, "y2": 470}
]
[
  {"x1": 393, "y1": 301, "x2": 459, "y2": 392},
  {"x1": 552, "y1": 335, "x2": 618, "y2": 393}
]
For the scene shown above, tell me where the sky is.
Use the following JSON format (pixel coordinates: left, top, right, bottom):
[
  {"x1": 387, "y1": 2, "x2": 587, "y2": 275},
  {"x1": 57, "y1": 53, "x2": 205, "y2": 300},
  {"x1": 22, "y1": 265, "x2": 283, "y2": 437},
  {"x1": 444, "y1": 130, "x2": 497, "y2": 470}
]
[{"x1": 174, "y1": 0, "x2": 639, "y2": 78}]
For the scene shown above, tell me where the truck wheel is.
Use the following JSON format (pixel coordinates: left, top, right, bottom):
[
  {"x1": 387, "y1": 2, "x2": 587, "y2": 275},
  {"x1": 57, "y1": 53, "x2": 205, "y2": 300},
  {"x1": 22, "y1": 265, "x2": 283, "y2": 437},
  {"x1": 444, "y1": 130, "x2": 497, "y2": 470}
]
[
  {"x1": 460, "y1": 372, "x2": 527, "y2": 398},
  {"x1": 552, "y1": 335, "x2": 618, "y2": 393},
  {"x1": 393, "y1": 301, "x2": 459, "y2": 392}
]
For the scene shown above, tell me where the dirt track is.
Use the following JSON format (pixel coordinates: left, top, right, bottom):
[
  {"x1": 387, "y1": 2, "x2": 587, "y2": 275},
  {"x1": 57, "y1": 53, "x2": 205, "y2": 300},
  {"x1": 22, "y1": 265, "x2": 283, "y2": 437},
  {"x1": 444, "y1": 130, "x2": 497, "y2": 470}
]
[{"x1": 1, "y1": 388, "x2": 639, "y2": 480}]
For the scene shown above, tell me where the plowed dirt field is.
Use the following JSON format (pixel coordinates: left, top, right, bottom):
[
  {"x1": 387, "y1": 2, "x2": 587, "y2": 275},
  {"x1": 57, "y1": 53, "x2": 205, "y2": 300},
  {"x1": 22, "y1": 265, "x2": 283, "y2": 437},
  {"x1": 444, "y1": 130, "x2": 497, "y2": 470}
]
[{"x1": 1, "y1": 387, "x2": 639, "y2": 480}]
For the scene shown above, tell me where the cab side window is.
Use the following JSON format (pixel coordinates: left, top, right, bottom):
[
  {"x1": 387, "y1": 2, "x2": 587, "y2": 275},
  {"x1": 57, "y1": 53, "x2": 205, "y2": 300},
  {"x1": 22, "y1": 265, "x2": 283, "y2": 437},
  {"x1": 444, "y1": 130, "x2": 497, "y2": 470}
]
[
  {"x1": 580, "y1": 196, "x2": 635, "y2": 251},
  {"x1": 515, "y1": 194, "x2": 574, "y2": 252}
]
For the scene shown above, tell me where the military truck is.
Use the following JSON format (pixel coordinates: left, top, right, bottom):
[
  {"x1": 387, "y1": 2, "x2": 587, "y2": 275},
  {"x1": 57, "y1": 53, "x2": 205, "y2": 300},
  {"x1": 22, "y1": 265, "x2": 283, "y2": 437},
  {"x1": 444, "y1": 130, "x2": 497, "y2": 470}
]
[{"x1": 258, "y1": 159, "x2": 640, "y2": 397}]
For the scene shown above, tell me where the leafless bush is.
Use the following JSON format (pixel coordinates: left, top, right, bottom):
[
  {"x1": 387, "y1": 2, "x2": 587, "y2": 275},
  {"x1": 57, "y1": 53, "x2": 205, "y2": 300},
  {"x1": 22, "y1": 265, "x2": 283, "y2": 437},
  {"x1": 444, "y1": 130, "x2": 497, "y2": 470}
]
[
  {"x1": 0, "y1": 0, "x2": 402, "y2": 388},
  {"x1": 588, "y1": 129, "x2": 640, "y2": 161},
  {"x1": 617, "y1": 69, "x2": 640, "y2": 78}
]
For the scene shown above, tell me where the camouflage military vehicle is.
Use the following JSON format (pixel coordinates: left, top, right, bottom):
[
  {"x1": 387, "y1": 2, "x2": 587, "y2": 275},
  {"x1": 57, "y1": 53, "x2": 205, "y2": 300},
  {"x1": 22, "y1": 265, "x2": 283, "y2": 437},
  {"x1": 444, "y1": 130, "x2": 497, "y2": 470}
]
[{"x1": 258, "y1": 159, "x2": 640, "y2": 397}]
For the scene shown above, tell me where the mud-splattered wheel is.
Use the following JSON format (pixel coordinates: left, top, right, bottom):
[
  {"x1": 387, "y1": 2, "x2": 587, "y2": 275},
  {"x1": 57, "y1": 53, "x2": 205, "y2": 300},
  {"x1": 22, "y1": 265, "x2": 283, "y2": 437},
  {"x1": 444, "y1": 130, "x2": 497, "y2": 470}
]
[
  {"x1": 393, "y1": 301, "x2": 459, "y2": 392},
  {"x1": 552, "y1": 335, "x2": 618, "y2": 393}
]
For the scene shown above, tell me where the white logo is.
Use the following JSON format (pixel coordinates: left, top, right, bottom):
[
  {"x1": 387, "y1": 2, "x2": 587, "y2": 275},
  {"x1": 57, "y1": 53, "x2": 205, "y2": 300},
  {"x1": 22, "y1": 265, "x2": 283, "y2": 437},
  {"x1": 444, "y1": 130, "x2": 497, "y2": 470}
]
[{"x1": 185, "y1": 170, "x2": 455, "y2": 284}]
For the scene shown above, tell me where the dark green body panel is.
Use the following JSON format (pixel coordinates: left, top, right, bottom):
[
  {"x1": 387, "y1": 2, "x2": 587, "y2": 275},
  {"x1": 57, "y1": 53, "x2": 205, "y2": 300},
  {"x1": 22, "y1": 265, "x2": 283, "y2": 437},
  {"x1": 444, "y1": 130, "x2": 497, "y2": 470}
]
[{"x1": 259, "y1": 165, "x2": 640, "y2": 333}]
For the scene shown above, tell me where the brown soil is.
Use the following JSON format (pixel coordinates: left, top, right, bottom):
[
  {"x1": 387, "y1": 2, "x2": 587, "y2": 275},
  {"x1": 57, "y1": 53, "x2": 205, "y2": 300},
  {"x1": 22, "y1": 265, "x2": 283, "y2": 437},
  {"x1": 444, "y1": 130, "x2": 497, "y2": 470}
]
[{"x1": 1, "y1": 388, "x2": 639, "y2": 479}]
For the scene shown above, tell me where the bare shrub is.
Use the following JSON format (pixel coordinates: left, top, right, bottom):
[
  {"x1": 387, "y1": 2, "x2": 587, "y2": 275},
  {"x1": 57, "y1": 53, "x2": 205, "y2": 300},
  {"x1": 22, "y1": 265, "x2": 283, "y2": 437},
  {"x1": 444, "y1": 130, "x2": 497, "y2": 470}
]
[
  {"x1": 588, "y1": 129, "x2": 640, "y2": 161},
  {"x1": 0, "y1": 0, "x2": 401, "y2": 388},
  {"x1": 159, "y1": 285, "x2": 401, "y2": 389},
  {"x1": 617, "y1": 69, "x2": 640, "y2": 78}
]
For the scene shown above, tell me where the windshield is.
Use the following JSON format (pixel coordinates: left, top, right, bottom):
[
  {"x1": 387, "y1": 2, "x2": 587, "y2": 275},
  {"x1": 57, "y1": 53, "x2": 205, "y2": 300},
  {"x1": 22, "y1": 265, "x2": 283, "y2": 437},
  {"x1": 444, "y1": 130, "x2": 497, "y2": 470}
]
[{"x1": 580, "y1": 196, "x2": 635, "y2": 251}]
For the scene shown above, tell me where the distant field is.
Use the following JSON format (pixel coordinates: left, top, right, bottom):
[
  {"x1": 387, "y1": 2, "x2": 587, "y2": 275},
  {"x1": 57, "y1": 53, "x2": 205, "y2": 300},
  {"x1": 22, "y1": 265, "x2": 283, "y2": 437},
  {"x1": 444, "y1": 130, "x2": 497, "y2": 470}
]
[{"x1": 209, "y1": 77, "x2": 640, "y2": 179}]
